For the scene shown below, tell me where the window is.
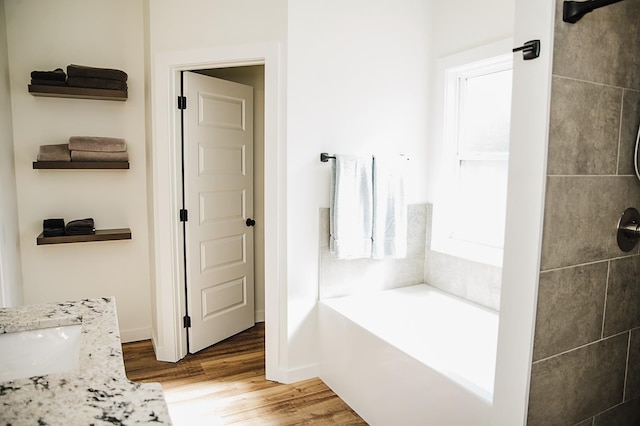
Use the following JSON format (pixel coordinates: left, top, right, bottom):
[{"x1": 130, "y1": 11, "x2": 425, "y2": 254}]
[{"x1": 432, "y1": 41, "x2": 513, "y2": 267}]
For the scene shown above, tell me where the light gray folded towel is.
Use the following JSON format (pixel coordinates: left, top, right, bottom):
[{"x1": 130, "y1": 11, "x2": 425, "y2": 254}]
[
  {"x1": 68, "y1": 136, "x2": 126, "y2": 152},
  {"x1": 71, "y1": 150, "x2": 128, "y2": 162},
  {"x1": 37, "y1": 144, "x2": 71, "y2": 162}
]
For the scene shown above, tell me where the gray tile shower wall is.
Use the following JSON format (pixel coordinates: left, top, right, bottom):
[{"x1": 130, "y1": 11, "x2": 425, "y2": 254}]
[
  {"x1": 547, "y1": 77, "x2": 622, "y2": 176},
  {"x1": 541, "y1": 176, "x2": 640, "y2": 270},
  {"x1": 527, "y1": 0, "x2": 640, "y2": 424},
  {"x1": 529, "y1": 333, "x2": 628, "y2": 425},
  {"x1": 593, "y1": 397, "x2": 640, "y2": 426},
  {"x1": 318, "y1": 204, "x2": 426, "y2": 299},
  {"x1": 533, "y1": 262, "x2": 608, "y2": 362},
  {"x1": 552, "y1": 0, "x2": 640, "y2": 89}
]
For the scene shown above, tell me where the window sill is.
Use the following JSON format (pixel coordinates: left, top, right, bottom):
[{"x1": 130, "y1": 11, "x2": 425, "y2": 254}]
[{"x1": 430, "y1": 237, "x2": 503, "y2": 268}]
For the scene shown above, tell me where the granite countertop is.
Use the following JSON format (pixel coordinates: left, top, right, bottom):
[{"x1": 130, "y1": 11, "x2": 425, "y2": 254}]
[{"x1": 0, "y1": 297, "x2": 171, "y2": 425}]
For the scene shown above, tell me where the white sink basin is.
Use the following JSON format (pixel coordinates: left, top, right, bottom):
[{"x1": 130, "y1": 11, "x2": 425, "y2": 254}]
[{"x1": 0, "y1": 324, "x2": 82, "y2": 382}]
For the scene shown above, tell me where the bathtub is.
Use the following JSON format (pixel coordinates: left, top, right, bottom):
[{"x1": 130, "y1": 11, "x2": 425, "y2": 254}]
[{"x1": 319, "y1": 284, "x2": 499, "y2": 426}]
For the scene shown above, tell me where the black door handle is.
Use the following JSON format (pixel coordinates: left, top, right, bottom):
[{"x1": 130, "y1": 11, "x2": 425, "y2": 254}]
[{"x1": 246, "y1": 218, "x2": 256, "y2": 227}]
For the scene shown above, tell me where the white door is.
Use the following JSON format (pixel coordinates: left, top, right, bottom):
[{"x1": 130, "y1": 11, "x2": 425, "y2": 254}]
[{"x1": 183, "y1": 71, "x2": 255, "y2": 354}]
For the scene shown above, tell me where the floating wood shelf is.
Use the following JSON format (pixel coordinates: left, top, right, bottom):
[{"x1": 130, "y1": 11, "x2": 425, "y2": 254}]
[
  {"x1": 36, "y1": 228, "x2": 132, "y2": 245},
  {"x1": 28, "y1": 84, "x2": 127, "y2": 101},
  {"x1": 33, "y1": 161, "x2": 129, "y2": 170}
]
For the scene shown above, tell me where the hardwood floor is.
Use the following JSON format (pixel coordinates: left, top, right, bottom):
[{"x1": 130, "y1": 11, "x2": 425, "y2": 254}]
[{"x1": 122, "y1": 323, "x2": 367, "y2": 425}]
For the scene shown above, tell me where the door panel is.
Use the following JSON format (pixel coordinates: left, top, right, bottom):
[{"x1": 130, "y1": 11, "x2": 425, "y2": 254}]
[
  {"x1": 200, "y1": 235, "x2": 246, "y2": 271},
  {"x1": 184, "y1": 71, "x2": 255, "y2": 353},
  {"x1": 199, "y1": 145, "x2": 245, "y2": 174},
  {"x1": 201, "y1": 277, "x2": 247, "y2": 318},
  {"x1": 199, "y1": 190, "x2": 245, "y2": 223}
]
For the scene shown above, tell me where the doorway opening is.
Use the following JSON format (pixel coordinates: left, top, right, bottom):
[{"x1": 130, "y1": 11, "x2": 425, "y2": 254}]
[
  {"x1": 191, "y1": 65, "x2": 266, "y2": 325},
  {"x1": 181, "y1": 66, "x2": 265, "y2": 353},
  {"x1": 150, "y1": 43, "x2": 283, "y2": 382}
]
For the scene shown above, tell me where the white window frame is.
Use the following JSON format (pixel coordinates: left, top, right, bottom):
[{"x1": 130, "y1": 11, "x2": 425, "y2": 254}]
[{"x1": 431, "y1": 39, "x2": 513, "y2": 267}]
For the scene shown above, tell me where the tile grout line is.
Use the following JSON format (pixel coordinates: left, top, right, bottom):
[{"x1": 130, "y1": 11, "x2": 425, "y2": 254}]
[
  {"x1": 623, "y1": 331, "x2": 631, "y2": 402},
  {"x1": 615, "y1": 90, "x2": 625, "y2": 176},
  {"x1": 552, "y1": 74, "x2": 640, "y2": 92},
  {"x1": 546, "y1": 173, "x2": 637, "y2": 177},
  {"x1": 532, "y1": 329, "x2": 630, "y2": 365},
  {"x1": 601, "y1": 260, "x2": 610, "y2": 340},
  {"x1": 541, "y1": 254, "x2": 637, "y2": 274}
]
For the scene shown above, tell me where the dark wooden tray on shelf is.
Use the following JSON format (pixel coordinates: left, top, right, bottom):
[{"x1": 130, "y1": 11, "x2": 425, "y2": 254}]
[
  {"x1": 28, "y1": 84, "x2": 127, "y2": 101},
  {"x1": 33, "y1": 161, "x2": 129, "y2": 170},
  {"x1": 36, "y1": 228, "x2": 132, "y2": 245}
]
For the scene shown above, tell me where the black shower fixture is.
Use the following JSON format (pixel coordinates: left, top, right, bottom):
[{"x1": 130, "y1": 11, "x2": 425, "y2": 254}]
[{"x1": 563, "y1": 0, "x2": 624, "y2": 23}]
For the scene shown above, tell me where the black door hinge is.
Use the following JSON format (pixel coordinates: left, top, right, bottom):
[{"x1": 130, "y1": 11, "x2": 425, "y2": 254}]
[
  {"x1": 177, "y1": 96, "x2": 187, "y2": 110},
  {"x1": 180, "y1": 209, "x2": 188, "y2": 222},
  {"x1": 183, "y1": 315, "x2": 191, "y2": 328}
]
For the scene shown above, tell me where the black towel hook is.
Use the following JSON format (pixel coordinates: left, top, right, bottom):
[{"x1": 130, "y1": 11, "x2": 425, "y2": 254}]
[
  {"x1": 320, "y1": 153, "x2": 336, "y2": 162},
  {"x1": 512, "y1": 40, "x2": 541, "y2": 61},
  {"x1": 563, "y1": 0, "x2": 624, "y2": 23}
]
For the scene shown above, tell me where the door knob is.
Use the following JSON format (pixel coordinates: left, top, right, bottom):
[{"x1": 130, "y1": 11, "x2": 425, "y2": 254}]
[{"x1": 246, "y1": 218, "x2": 256, "y2": 227}]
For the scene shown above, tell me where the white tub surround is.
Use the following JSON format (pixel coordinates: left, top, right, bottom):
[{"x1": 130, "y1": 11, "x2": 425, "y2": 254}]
[
  {"x1": 319, "y1": 284, "x2": 499, "y2": 426},
  {"x1": 0, "y1": 298, "x2": 171, "y2": 425}
]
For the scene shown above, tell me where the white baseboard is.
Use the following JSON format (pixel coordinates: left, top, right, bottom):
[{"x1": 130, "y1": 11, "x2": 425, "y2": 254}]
[
  {"x1": 255, "y1": 309, "x2": 265, "y2": 323},
  {"x1": 120, "y1": 327, "x2": 151, "y2": 343},
  {"x1": 280, "y1": 363, "x2": 318, "y2": 384}
]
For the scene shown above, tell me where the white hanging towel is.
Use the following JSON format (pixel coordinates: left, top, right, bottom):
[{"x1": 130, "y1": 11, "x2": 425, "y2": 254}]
[
  {"x1": 372, "y1": 155, "x2": 407, "y2": 259},
  {"x1": 330, "y1": 154, "x2": 374, "y2": 259}
]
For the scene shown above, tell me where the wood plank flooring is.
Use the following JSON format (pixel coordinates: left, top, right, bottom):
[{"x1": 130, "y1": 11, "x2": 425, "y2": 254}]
[{"x1": 122, "y1": 323, "x2": 367, "y2": 425}]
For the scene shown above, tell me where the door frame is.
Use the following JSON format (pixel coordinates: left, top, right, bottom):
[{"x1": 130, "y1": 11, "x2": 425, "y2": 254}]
[{"x1": 150, "y1": 42, "x2": 285, "y2": 382}]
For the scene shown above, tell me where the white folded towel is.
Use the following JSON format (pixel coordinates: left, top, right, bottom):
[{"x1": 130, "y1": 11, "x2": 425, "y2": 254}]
[
  {"x1": 330, "y1": 154, "x2": 374, "y2": 259},
  {"x1": 372, "y1": 155, "x2": 407, "y2": 259}
]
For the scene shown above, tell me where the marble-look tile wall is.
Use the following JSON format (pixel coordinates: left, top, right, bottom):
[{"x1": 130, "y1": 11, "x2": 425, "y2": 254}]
[
  {"x1": 423, "y1": 204, "x2": 502, "y2": 311},
  {"x1": 319, "y1": 203, "x2": 501, "y2": 311},
  {"x1": 318, "y1": 204, "x2": 426, "y2": 299},
  {"x1": 527, "y1": 1, "x2": 640, "y2": 424}
]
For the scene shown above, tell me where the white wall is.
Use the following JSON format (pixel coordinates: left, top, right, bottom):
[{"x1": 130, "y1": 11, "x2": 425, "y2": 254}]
[
  {"x1": 432, "y1": 0, "x2": 516, "y2": 58},
  {"x1": 147, "y1": 0, "x2": 287, "y2": 53},
  {"x1": 5, "y1": 0, "x2": 151, "y2": 341},
  {"x1": 287, "y1": 0, "x2": 433, "y2": 370},
  {"x1": 0, "y1": 0, "x2": 23, "y2": 308}
]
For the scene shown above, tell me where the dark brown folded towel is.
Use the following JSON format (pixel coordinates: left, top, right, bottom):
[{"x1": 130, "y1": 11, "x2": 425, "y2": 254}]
[
  {"x1": 67, "y1": 64, "x2": 127, "y2": 82},
  {"x1": 71, "y1": 150, "x2": 129, "y2": 162},
  {"x1": 30, "y1": 68, "x2": 66, "y2": 81},
  {"x1": 31, "y1": 79, "x2": 67, "y2": 87},
  {"x1": 43, "y1": 218, "x2": 65, "y2": 237},
  {"x1": 67, "y1": 77, "x2": 127, "y2": 91},
  {"x1": 37, "y1": 144, "x2": 71, "y2": 162},
  {"x1": 65, "y1": 218, "x2": 95, "y2": 236},
  {"x1": 69, "y1": 136, "x2": 126, "y2": 152}
]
